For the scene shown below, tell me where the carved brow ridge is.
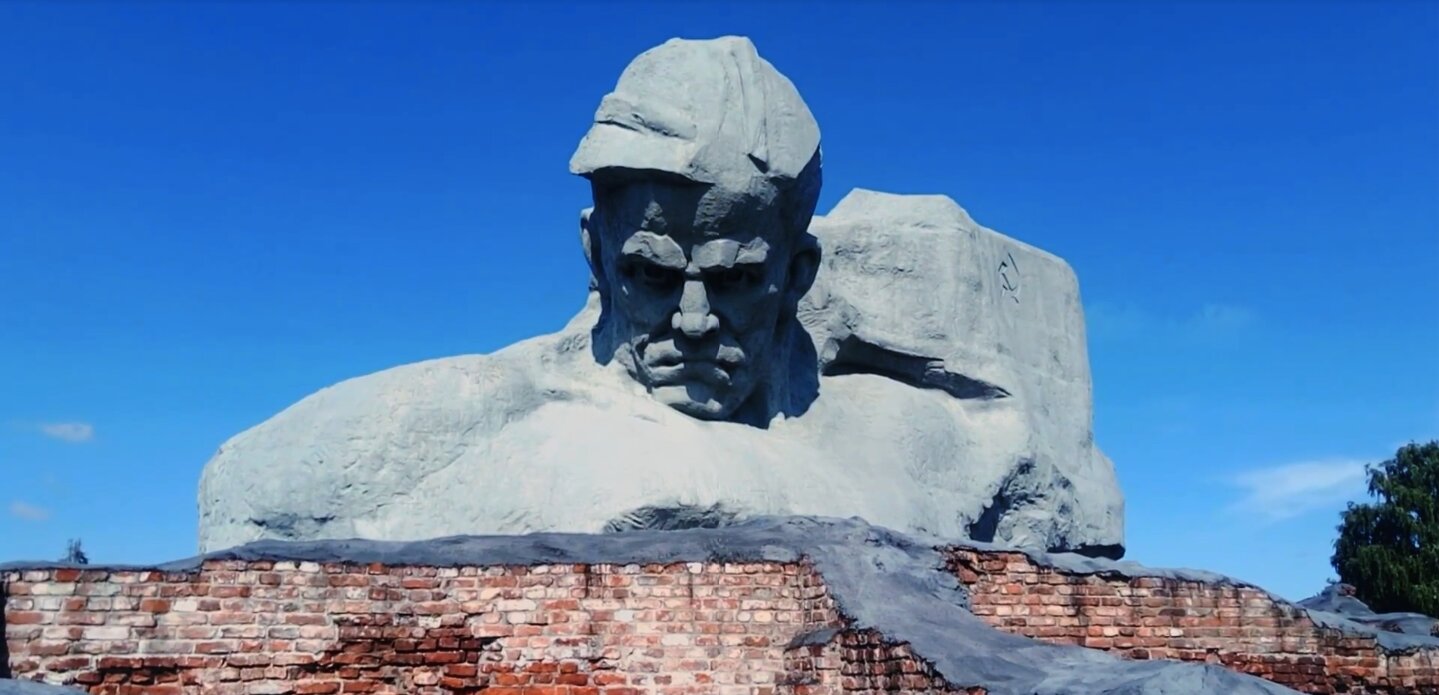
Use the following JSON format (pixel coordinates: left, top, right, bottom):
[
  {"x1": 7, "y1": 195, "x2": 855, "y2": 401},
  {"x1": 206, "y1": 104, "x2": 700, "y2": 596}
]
[
  {"x1": 621, "y1": 233, "x2": 770, "y2": 271},
  {"x1": 621, "y1": 232, "x2": 687, "y2": 269}
]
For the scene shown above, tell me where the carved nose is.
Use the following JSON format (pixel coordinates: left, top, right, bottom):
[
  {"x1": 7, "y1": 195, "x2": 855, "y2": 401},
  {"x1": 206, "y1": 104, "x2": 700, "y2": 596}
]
[{"x1": 673, "y1": 280, "x2": 720, "y2": 338}]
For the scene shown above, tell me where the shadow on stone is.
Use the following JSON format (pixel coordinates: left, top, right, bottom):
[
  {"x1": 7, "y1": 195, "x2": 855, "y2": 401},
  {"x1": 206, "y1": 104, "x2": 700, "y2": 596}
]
[{"x1": 1, "y1": 581, "x2": 10, "y2": 679}]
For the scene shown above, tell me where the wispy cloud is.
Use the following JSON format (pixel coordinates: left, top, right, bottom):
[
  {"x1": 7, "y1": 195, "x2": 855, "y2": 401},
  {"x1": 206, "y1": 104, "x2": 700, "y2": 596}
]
[
  {"x1": 38, "y1": 422, "x2": 94, "y2": 443},
  {"x1": 9, "y1": 501, "x2": 51, "y2": 522},
  {"x1": 1186, "y1": 303, "x2": 1255, "y2": 335},
  {"x1": 1087, "y1": 302, "x2": 1255, "y2": 344},
  {"x1": 1227, "y1": 459, "x2": 1369, "y2": 522}
]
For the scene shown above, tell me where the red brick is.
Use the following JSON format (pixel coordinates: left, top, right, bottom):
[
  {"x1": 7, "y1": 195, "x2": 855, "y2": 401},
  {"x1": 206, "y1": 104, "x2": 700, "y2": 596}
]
[
  {"x1": 295, "y1": 683, "x2": 341, "y2": 694},
  {"x1": 6, "y1": 611, "x2": 46, "y2": 624},
  {"x1": 140, "y1": 598, "x2": 172, "y2": 613}
]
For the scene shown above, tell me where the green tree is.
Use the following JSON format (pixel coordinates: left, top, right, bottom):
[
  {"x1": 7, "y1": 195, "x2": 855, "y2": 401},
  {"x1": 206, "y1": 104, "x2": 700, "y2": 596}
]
[{"x1": 1331, "y1": 441, "x2": 1439, "y2": 616}]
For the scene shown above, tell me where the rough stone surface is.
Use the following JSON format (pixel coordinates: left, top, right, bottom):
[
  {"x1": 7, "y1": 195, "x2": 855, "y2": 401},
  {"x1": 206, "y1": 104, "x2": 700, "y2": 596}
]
[
  {"x1": 5, "y1": 517, "x2": 1305, "y2": 695},
  {"x1": 570, "y1": 36, "x2": 821, "y2": 196},
  {"x1": 1299, "y1": 583, "x2": 1439, "y2": 642},
  {"x1": 801, "y1": 189, "x2": 1122, "y2": 553},
  {"x1": 197, "y1": 35, "x2": 1124, "y2": 558}
]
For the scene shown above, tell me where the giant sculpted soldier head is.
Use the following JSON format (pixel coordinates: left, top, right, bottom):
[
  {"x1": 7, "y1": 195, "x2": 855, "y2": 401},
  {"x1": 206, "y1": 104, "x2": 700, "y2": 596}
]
[{"x1": 571, "y1": 37, "x2": 823, "y2": 425}]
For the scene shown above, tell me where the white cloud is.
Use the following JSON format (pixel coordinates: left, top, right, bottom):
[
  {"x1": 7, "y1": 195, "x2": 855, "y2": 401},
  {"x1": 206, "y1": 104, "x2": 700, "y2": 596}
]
[
  {"x1": 9, "y1": 501, "x2": 51, "y2": 522},
  {"x1": 1086, "y1": 302, "x2": 1255, "y2": 344},
  {"x1": 38, "y1": 422, "x2": 94, "y2": 443},
  {"x1": 1227, "y1": 459, "x2": 1369, "y2": 521},
  {"x1": 1186, "y1": 303, "x2": 1255, "y2": 334}
]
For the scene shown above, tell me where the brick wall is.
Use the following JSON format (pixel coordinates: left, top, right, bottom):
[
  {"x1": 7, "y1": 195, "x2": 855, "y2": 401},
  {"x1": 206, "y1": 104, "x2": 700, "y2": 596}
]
[
  {"x1": 6, "y1": 549, "x2": 1438, "y2": 694},
  {"x1": 3, "y1": 560, "x2": 959, "y2": 695},
  {"x1": 947, "y1": 547, "x2": 1439, "y2": 694}
]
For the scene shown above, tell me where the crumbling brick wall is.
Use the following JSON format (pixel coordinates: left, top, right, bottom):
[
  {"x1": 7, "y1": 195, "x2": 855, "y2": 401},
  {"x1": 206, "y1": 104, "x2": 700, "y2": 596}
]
[
  {"x1": 6, "y1": 549, "x2": 1438, "y2": 695},
  {"x1": 947, "y1": 547, "x2": 1439, "y2": 694},
  {"x1": 783, "y1": 628, "x2": 980, "y2": 694},
  {"x1": 2, "y1": 560, "x2": 958, "y2": 695}
]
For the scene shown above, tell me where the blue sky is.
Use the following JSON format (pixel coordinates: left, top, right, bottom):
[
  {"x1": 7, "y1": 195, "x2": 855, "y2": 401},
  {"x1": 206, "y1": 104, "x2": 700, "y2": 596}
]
[{"x1": 1, "y1": 1, "x2": 1435, "y2": 601}]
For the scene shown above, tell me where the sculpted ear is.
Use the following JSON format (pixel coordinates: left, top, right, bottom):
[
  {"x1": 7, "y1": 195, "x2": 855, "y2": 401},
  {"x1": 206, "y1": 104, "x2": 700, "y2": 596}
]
[
  {"x1": 784, "y1": 236, "x2": 821, "y2": 306},
  {"x1": 580, "y1": 207, "x2": 607, "y2": 294}
]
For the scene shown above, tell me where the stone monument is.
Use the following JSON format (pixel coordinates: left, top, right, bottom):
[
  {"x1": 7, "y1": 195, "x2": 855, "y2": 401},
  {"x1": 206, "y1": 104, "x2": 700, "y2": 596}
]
[{"x1": 198, "y1": 36, "x2": 1125, "y2": 558}]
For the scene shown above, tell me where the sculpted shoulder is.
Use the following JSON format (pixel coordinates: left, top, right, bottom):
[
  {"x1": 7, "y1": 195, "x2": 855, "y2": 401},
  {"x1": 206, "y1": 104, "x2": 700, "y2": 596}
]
[
  {"x1": 197, "y1": 323, "x2": 596, "y2": 552},
  {"x1": 220, "y1": 340, "x2": 564, "y2": 454}
]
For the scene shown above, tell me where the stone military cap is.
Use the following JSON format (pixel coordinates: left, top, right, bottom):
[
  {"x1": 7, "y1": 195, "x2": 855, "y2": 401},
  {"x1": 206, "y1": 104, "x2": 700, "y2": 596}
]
[{"x1": 570, "y1": 36, "x2": 822, "y2": 198}]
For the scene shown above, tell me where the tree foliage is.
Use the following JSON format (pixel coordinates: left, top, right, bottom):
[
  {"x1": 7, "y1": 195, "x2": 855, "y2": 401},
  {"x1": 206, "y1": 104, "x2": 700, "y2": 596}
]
[{"x1": 1331, "y1": 441, "x2": 1439, "y2": 616}]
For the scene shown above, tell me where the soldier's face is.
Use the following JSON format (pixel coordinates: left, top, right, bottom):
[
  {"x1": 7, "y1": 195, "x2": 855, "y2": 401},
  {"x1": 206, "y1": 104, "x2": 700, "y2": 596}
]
[{"x1": 593, "y1": 182, "x2": 798, "y2": 421}]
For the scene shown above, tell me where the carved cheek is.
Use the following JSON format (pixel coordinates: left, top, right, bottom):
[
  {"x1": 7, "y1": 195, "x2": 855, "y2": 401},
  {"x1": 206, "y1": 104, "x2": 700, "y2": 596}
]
[
  {"x1": 615, "y1": 280, "x2": 679, "y2": 332},
  {"x1": 719, "y1": 290, "x2": 781, "y2": 334}
]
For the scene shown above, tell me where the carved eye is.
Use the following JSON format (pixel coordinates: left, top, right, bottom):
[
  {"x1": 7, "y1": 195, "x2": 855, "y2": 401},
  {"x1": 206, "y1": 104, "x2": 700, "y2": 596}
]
[
  {"x1": 624, "y1": 261, "x2": 681, "y2": 290},
  {"x1": 712, "y1": 267, "x2": 759, "y2": 290}
]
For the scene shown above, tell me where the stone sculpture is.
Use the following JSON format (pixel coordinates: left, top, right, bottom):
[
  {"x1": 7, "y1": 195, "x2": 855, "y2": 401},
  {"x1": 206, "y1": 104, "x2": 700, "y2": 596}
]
[{"x1": 198, "y1": 36, "x2": 1124, "y2": 557}]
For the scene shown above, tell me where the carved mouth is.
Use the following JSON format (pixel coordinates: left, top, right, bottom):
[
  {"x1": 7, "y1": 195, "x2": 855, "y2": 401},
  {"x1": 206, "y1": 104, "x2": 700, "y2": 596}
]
[
  {"x1": 647, "y1": 343, "x2": 745, "y2": 368},
  {"x1": 648, "y1": 361, "x2": 733, "y2": 387}
]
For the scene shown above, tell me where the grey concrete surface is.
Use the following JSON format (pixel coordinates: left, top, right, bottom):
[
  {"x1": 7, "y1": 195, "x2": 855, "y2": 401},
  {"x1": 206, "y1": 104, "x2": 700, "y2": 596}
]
[{"x1": 0, "y1": 681, "x2": 85, "y2": 695}]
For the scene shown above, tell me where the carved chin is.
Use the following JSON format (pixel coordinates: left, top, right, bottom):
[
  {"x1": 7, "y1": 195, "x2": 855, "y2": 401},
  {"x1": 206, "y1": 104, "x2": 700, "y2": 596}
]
[{"x1": 651, "y1": 383, "x2": 736, "y2": 420}]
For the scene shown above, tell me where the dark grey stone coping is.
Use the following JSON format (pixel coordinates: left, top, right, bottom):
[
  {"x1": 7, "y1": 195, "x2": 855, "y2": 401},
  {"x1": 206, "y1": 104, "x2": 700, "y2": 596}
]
[{"x1": 0, "y1": 680, "x2": 86, "y2": 695}]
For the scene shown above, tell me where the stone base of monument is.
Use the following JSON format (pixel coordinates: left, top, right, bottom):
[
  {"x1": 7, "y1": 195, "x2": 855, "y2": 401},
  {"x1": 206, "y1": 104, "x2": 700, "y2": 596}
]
[{"x1": 3, "y1": 517, "x2": 1436, "y2": 695}]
